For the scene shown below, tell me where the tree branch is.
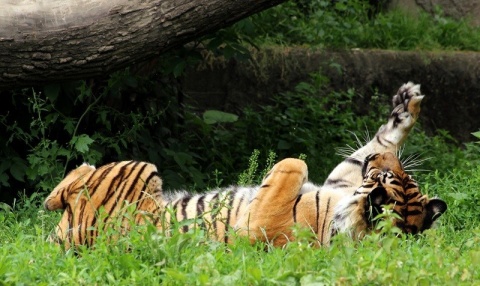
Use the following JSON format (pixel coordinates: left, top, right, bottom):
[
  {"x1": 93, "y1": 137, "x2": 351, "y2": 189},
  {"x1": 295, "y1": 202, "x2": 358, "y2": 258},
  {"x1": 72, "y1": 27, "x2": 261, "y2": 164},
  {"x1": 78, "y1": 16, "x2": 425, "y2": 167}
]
[{"x1": 0, "y1": 0, "x2": 285, "y2": 89}]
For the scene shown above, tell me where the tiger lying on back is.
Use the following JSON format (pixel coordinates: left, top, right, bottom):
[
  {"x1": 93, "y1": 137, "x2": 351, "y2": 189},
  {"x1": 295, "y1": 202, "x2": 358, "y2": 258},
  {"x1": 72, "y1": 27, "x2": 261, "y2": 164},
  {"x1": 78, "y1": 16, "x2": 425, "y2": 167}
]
[{"x1": 44, "y1": 82, "x2": 447, "y2": 249}]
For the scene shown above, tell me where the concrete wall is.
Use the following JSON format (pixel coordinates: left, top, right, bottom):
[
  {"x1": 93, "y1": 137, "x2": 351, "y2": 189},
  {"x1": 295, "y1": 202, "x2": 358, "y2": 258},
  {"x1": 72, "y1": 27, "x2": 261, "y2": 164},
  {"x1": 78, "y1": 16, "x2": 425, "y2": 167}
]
[{"x1": 183, "y1": 48, "x2": 480, "y2": 142}]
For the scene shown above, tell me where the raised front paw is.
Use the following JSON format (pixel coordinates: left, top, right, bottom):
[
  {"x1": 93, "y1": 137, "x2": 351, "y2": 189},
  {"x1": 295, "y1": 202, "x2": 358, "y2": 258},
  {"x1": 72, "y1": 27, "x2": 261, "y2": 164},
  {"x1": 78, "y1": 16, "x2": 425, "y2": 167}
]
[{"x1": 391, "y1": 82, "x2": 424, "y2": 122}]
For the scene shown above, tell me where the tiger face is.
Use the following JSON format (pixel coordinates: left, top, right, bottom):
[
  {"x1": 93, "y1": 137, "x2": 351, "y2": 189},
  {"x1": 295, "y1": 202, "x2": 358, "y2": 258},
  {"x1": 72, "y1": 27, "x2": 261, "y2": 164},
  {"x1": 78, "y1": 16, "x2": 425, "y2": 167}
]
[{"x1": 334, "y1": 152, "x2": 447, "y2": 238}]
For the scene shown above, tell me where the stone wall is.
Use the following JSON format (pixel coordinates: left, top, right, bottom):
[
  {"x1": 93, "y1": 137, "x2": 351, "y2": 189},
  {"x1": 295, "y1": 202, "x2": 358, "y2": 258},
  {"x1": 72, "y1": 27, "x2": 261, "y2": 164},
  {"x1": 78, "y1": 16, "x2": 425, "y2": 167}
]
[{"x1": 183, "y1": 48, "x2": 480, "y2": 142}]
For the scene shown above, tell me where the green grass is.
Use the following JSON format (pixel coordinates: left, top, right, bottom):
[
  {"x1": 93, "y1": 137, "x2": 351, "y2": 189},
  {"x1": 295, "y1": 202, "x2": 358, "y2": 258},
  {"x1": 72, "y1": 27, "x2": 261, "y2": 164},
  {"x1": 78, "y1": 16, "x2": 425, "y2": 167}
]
[
  {"x1": 2, "y1": 136, "x2": 480, "y2": 285},
  {"x1": 235, "y1": 0, "x2": 480, "y2": 51}
]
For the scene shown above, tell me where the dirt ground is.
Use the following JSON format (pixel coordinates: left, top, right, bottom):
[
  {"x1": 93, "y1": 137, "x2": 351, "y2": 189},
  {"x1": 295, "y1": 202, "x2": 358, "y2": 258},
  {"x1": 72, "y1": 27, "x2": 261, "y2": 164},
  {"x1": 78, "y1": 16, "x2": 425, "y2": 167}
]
[{"x1": 183, "y1": 47, "x2": 480, "y2": 142}]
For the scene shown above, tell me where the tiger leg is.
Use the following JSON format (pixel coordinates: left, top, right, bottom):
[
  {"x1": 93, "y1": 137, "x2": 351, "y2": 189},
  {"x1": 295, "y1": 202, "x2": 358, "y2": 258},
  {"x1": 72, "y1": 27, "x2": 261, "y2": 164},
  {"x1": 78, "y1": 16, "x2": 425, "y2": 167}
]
[
  {"x1": 322, "y1": 82, "x2": 424, "y2": 194},
  {"x1": 235, "y1": 158, "x2": 308, "y2": 246}
]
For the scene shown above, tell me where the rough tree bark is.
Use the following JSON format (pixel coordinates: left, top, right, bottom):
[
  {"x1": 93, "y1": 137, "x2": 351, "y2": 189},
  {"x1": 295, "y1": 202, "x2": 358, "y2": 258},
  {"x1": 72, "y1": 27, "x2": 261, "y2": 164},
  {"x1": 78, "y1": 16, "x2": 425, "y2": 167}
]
[{"x1": 0, "y1": 0, "x2": 286, "y2": 89}]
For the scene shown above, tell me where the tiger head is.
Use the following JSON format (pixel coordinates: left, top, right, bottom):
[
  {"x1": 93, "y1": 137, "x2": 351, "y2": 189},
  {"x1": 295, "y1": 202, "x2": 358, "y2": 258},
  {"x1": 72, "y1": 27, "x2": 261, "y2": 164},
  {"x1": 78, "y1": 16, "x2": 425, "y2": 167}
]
[
  {"x1": 43, "y1": 163, "x2": 96, "y2": 211},
  {"x1": 333, "y1": 152, "x2": 447, "y2": 239}
]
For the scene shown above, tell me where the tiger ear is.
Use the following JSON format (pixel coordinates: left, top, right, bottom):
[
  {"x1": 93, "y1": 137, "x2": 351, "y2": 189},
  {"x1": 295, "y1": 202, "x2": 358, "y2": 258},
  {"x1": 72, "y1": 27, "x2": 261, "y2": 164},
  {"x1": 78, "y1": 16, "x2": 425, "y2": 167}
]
[
  {"x1": 367, "y1": 187, "x2": 388, "y2": 207},
  {"x1": 421, "y1": 198, "x2": 447, "y2": 231},
  {"x1": 365, "y1": 187, "x2": 388, "y2": 221},
  {"x1": 426, "y1": 199, "x2": 447, "y2": 222}
]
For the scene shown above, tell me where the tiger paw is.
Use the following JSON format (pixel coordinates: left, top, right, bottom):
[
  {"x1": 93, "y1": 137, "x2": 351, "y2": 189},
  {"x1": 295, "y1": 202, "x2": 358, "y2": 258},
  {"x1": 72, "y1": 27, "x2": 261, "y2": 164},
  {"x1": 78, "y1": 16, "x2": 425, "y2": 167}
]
[
  {"x1": 372, "y1": 82, "x2": 425, "y2": 148},
  {"x1": 391, "y1": 82, "x2": 424, "y2": 124}
]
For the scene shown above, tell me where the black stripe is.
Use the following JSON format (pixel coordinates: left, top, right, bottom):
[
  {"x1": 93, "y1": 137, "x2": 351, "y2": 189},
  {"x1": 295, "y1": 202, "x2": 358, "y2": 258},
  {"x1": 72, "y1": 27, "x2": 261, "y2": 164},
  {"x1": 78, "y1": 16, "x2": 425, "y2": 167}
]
[
  {"x1": 406, "y1": 210, "x2": 422, "y2": 216},
  {"x1": 130, "y1": 165, "x2": 154, "y2": 203},
  {"x1": 345, "y1": 157, "x2": 363, "y2": 167},
  {"x1": 224, "y1": 190, "x2": 236, "y2": 243},
  {"x1": 118, "y1": 161, "x2": 142, "y2": 198},
  {"x1": 332, "y1": 183, "x2": 352, "y2": 188},
  {"x1": 89, "y1": 162, "x2": 127, "y2": 197},
  {"x1": 234, "y1": 192, "x2": 245, "y2": 219},
  {"x1": 405, "y1": 183, "x2": 418, "y2": 190},
  {"x1": 393, "y1": 113, "x2": 402, "y2": 128},
  {"x1": 180, "y1": 196, "x2": 192, "y2": 233},
  {"x1": 171, "y1": 199, "x2": 181, "y2": 217},
  {"x1": 197, "y1": 195, "x2": 205, "y2": 216},
  {"x1": 362, "y1": 183, "x2": 376, "y2": 188},
  {"x1": 97, "y1": 162, "x2": 134, "y2": 208},
  {"x1": 320, "y1": 198, "x2": 331, "y2": 244},
  {"x1": 407, "y1": 201, "x2": 422, "y2": 207},
  {"x1": 210, "y1": 193, "x2": 220, "y2": 233},
  {"x1": 60, "y1": 188, "x2": 68, "y2": 208},
  {"x1": 293, "y1": 195, "x2": 303, "y2": 223},
  {"x1": 389, "y1": 180, "x2": 402, "y2": 186},
  {"x1": 263, "y1": 171, "x2": 272, "y2": 180},
  {"x1": 407, "y1": 192, "x2": 421, "y2": 200},
  {"x1": 197, "y1": 195, "x2": 206, "y2": 230},
  {"x1": 315, "y1": 191, "x2": 320, "y2": 232},
  {"x1": 77, "y1": 200, "x2": 86, "y2": 246},
  {"x1": 173, "y1": 199, "x2": 182, "y2": 210},
  {"x1": 376, "y1": 135, "x2": 387, "y2": 147},
  {"x1": 124, "y1": 162, "x2": 149, "y2": 204},
  {"x1": 103, "y1": 162, "x2": 144, "y2": 221},
  {"x1": 66, "y1": 205, "x2": 73, "y2": 246},
  {"x1": 325, "y1": 178, "x2": 350, "y2": 187}
]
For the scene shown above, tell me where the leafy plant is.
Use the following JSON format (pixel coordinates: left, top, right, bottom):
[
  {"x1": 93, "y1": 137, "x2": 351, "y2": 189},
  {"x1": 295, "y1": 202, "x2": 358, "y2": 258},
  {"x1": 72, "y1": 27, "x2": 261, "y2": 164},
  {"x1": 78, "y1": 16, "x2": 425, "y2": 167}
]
[{"x1": 472, "y1": 130, "x2": 480, "y2": 142}]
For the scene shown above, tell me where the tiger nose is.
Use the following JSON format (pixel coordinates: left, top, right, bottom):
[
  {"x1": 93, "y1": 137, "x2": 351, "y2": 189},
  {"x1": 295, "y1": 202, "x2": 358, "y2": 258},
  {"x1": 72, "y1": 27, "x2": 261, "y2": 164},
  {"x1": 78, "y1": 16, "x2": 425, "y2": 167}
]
[{"x1": 382, "y1": 152, "x2": 396, "y2": 160}]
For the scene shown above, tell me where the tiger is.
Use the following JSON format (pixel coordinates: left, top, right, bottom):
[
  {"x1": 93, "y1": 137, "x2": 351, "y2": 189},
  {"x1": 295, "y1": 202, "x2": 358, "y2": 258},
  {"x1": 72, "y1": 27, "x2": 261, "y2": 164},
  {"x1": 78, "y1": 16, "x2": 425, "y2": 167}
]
[{"x1": 44, "y1": 82, "x2": 447, "y2": 249}]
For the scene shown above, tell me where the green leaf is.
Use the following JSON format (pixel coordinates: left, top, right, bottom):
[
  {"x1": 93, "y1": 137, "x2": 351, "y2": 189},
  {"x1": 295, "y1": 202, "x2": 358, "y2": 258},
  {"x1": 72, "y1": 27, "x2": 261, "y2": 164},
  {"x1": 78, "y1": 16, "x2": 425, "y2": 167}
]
[
  {"x1": 173, "y1": 61, "x2": 186, "y2": 78},
  {"x1": 44, "y1": 84, "x2": 61, "y2": 103},
  {"x1": 10, "y1": 158, "x2": 27, "y2": 182},
  {"x1": 0, "y1": 173, "x2": 10, "y2": 187},
  {"x1": 71, "y1": 134, "x2": 94, "y2": 154},
  {"x1": 472, "y1": 131, "x2": 480, "y2": 140},
  {"x1": 62, "y1": 119, "x2": 75, "y2": 135},
  {"x1": 203, "y1": 110, "x2": 238, "y2": 124}
]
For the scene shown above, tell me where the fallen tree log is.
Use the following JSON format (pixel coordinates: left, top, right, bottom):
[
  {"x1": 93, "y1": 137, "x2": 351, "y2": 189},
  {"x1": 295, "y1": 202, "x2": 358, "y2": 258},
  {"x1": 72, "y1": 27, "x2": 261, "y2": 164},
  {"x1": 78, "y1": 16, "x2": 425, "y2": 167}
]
[{"x1": 0, "y1": 0, "x2": 285, "y2": 89}]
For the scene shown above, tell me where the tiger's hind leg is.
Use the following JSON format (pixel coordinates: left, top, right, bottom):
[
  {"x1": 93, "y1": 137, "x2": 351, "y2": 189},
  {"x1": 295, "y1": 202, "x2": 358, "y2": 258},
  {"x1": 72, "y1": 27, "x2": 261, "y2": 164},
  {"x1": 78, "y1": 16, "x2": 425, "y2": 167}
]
[{"x1": 235, "y1": 158, "x2": 308, "y2": 246}]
